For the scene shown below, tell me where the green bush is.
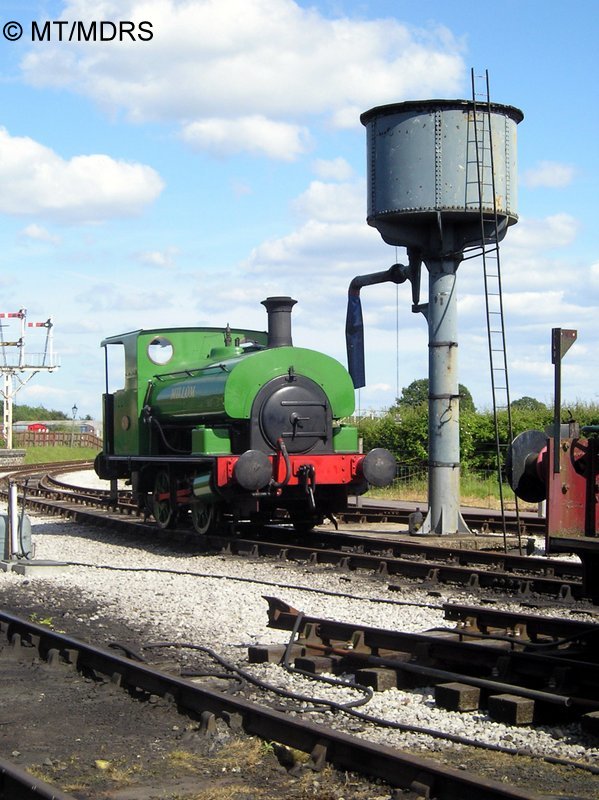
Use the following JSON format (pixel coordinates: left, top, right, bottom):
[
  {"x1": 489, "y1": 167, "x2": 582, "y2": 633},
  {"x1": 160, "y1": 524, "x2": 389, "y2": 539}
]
[{"x1": 359, "y1": 397, "x2": 599, "y2": 474}]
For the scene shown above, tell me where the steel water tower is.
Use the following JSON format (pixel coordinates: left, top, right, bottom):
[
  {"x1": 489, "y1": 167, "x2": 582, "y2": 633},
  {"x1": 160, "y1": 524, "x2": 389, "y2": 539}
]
[{"x1": 360, "y1": 98, "x2": 523, "y2": 534}]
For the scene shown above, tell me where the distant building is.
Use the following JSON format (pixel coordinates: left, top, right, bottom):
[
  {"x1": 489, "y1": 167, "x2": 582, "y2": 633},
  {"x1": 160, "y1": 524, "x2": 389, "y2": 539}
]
[{"x1": 12, "y1": 420, "x2": 102, "y2": 436}]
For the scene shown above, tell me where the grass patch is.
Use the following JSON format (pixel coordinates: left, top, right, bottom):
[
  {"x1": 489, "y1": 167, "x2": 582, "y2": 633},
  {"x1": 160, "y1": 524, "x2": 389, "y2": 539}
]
[
  {"x1": 29, "y1": 613, "x2": 65, "y2": 633},
  {"x1": 367, "y1": 471, "x2": 538, "y2": 511},
  {"x1": 23, "y1": 446, "x2": 100, "y2": 465},
  {"x1": 30, "y1": 755, "x2": 142, "y2": 793}
]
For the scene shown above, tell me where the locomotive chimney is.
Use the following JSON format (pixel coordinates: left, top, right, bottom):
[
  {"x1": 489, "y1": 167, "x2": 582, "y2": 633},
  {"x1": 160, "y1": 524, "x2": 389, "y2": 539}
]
[{"x1": 261, "y1": 296, "x2": 297, "y2": 348}]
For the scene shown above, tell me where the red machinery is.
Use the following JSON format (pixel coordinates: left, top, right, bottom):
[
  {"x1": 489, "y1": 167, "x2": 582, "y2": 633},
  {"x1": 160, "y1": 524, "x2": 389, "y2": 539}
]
[
  {"x1": 507, "y1": 423, "x2": 599, "y2": 602},
  {"x1": 507, "y1": 329, "x2": 598, "y2": 602}
]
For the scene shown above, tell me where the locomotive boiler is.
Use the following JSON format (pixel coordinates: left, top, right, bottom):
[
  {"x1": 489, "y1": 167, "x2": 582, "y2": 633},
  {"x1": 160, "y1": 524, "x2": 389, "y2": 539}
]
[{"x1": 95, "y1": 297, "x2": 396, "y2": 534}]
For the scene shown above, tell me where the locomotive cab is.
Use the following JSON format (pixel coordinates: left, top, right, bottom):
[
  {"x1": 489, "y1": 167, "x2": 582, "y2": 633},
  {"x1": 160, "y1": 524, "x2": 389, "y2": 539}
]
[{"x1": 99, "y1": 325, "x2": 269, "y2": 461}]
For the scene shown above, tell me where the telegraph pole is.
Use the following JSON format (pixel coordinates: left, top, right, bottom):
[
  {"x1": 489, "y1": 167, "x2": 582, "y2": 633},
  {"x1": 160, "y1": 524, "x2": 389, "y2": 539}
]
[{"x1": 0, "y1": 309, "x2": 59, "y2": 450}]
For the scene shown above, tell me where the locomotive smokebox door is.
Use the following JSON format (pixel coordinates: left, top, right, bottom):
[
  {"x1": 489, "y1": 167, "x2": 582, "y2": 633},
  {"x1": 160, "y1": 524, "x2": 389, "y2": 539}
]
[{"x1": 258, "y1": 379, "x2": 330, "y2": 453}]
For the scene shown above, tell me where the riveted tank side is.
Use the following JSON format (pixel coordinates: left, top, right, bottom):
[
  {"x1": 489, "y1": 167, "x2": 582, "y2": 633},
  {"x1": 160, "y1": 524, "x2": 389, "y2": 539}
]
[{"x1": 361, "y1": 98, "x2": 523, "y2": 251}]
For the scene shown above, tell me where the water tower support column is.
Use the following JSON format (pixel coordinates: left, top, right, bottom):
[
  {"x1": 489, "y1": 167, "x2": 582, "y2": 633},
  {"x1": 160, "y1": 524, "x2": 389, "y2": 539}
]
[{"x1": 419, "y1": 253, "x2": 470, "y2": 535}]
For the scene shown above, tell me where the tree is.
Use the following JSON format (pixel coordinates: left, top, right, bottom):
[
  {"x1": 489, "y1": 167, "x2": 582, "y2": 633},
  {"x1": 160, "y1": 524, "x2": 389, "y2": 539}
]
[
  {"x1": 359, "y1": 405, "x2": 428, "y2": 465},
  {"x1": 361, "y1": 394, "x2": 599, "y2": 474},
  {"x1": 511, "y1": 396, "x2": 547, "y2": 412},
  {"x1": 395, "y1": 378, "x2": 476, "y2": 413},
  {"x1": 10, "y1": 404, "x2": 69, "y2": 421}
]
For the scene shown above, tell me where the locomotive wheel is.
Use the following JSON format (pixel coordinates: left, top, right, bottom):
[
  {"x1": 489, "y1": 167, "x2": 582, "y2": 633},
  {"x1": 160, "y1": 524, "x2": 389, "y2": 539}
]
[
  {"x1": 191, "y1": 501, "x2": 215, "y2": 535},
  {"x1": 152, "y1": 470, "x2": 177, "y2": 529}
]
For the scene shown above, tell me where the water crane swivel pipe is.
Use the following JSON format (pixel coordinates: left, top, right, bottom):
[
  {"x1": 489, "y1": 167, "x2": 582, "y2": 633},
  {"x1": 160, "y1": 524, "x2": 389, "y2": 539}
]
[{"x1": 345, "y1": 250, "x2": 421, "y2": 389}]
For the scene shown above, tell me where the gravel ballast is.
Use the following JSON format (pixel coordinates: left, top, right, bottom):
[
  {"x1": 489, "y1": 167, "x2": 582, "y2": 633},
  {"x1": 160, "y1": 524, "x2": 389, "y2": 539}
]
[{"x1": 1, "y1": 472, "x2": 599, "y2": 797}]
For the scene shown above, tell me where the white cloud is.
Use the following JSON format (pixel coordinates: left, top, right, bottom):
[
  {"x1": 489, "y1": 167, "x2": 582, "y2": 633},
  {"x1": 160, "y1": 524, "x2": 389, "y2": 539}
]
[
  {"x1": 364, "y1": 382, "x2": 393, "y2": 394},
  {"x1": 509, "y1": 356, "x2": 554, "y2": 382},
  {"x1": 503, "y1": 213, "x2": 579, "y2": 253},
  {"x1": 330, "y1": 105, "x2": 365, "y2": 129},
  {"x1": 292, "y1": 180, "x2": 364, "y2": 222},
  {"x1": 456, "y1": 212, "x2": 587, "y2": 301},
  {"x1": 21, "y1": 0, "x2": 465, "y2": 159},
  {"x1": 136, "y1": 247, "x2": 179, "y2": 269},
  {"x1": 20, "y1": 224, "x2": 61, "y2": 244},
  {"x1": 180, "y1": 116, "x2": 311, "y2": 161},
  {"x1": 522, "y1": 160, "x2": 576, "y2": 188},
  {"x1": 244, "y1": 218, "x2": 387, "y2": 276},
  {"x1": 0, "y1": 127, "x2": 164, "y2": 224},
  {"x1": 504, "y1": 290, "x2": 594, "y2": 320},
  {"x1": 76, "y1": 283, "x2": 173, "y2": 311},
  {"x1": 312, "y1": 157, "x2": 354, "y2": 181}
]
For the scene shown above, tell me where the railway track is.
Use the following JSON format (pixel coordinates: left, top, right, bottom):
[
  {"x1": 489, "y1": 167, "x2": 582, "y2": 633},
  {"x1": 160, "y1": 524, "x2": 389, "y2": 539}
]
[
  {"x1": 215, "y1": 534, "x2": 584, "y2": 602},
  {"x1": 0, "y1": 462, "x2": 585, "y2": 603},
  {"x1": 259, "y1": 597, "x2": 599, "y2": 725},
  {"x1": 0, "y1": 756, "x2": 76, "y2": 800},
  {"x1": 344, "y1": 498, "x2": 547, "y2": 537},
  {"x1": 0, "y1": 609, "x2": 554, "y2": 800},
  {"x1": 4, "y1": 462, "x2": 545, "y2": 533},
  {"x1": 1, "y1": 461, "x2": 598, "y2": 798}
]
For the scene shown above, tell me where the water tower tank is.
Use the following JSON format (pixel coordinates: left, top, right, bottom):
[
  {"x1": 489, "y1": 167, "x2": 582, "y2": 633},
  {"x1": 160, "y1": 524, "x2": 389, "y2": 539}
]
[{"x1": 361, "y1": 99, "x2": 524, "y2": 251}]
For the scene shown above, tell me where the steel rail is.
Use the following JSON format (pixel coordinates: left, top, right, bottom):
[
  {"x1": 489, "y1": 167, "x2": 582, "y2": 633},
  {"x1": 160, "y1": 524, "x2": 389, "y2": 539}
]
[
  {"x1": 217, "y1": 535, "x2": 582, "y2": 600},
  {"x1": 262, "y1": 597, "x2": 599, "y2": 716},
  {"x1": 1, "y1": 467, "x2": 585, "y2": 597},
  {"x1": 442, "y1": 602, "x2": 599, "y2": 640},
  {"x1": 0, "y1": 610, "x2": 541, "y2": 800},
  {"x1": 0, "y1": 756, "x2": 78, "y2": 800},
  {"x1": 1, "y1": 484, "x2": 585, "y2": 601},
  {"x1": 6, "y1": 465, "x2": 578, "y2": 579},
  {"x1": 307, "y1": 528, "x2": 582, "y2": 580}
]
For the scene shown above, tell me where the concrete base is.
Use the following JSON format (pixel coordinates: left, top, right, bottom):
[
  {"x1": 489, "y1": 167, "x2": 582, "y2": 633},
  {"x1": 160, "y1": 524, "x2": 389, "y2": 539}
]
[
  {"x1": 0, "y1": 450, "x2": 26, "y2": 468},
  {"x1": 0, "y1": 559, "x2": 70, "y2": 576},
  {"x1": 435, "y1": 681, "x2": 481, "y2": 712},
  {"x1": 488, "y1": 693, "x2": 535, "y2": 725},
  {"x1": 581, "y1": 711, "x2": 599, "y2": 736}
]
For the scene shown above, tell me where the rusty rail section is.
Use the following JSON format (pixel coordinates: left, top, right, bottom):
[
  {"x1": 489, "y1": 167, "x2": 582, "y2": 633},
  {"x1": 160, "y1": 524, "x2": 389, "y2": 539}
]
[
  {"x1": 260, "y1": 597, "x2": 599, "y2": 723},
  {"x1": 0, "y1": 610, "x2": 545, "y2": 800},
  {"x1": 0, "y1": 756, "x2": 77, "y2": 800},
  {"x1": 217, "y1": 536, "x2": 583, "y2": 601},
  {"x1": 442, "y1": 602, "x2": 599, "y2": 640}
]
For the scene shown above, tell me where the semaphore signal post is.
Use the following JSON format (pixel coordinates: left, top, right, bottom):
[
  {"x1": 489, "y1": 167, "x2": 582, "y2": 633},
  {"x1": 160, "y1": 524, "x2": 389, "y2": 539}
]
[{"x1": 0, "y1": 308, "x2": 59, "y2": 450}]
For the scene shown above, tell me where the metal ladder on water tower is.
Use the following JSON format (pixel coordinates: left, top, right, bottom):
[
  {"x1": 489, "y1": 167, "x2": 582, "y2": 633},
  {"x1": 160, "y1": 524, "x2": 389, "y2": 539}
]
[{"x1": 466, "y1": 69, "x2": 521, "y2": 550}]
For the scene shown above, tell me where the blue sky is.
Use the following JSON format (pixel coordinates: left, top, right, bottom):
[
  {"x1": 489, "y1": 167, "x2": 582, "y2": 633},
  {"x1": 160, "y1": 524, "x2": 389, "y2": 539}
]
[{"x1": 0, "y1": 0, "x2": 597, "y2": 421}]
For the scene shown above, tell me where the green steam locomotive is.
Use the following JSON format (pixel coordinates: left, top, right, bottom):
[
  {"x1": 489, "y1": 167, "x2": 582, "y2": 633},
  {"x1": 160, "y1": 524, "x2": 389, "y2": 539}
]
[{"x1": 95, "y1": 297, "x2": 396, "y2": 534}]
